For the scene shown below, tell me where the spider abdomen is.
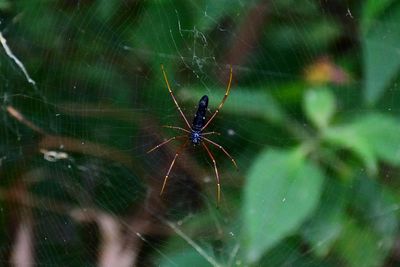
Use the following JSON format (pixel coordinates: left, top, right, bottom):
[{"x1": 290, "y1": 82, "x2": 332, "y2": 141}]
[{"x1": 192, "y1": 95, "x2": 208, "y2": 131}]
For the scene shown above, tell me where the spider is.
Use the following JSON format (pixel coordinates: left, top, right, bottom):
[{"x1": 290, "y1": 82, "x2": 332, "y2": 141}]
[{"x1": 147, "y1": 65, "x2": 238, "y2": 204}]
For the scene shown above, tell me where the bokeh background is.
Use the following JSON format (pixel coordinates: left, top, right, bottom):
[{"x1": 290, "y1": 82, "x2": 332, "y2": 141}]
[{"x1": 1, "y1": 0, "x2": 400, "y2": 266}]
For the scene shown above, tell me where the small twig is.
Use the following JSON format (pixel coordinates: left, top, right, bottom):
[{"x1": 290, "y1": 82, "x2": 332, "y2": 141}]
[
  {"x1": 162, "y1": 218, "x2": 222, "y2": 267},
  {"x1": 6, "y1": 105, "x2": 45, "y2": 134},
  {"x1": 95, "y1": 213, "x2": 137, "y2": 267},
  {"x1": 228, "y1": 243, "x2": 240, "y2": 267},
  {"x1": 39, "y1": 135, "x2": 139, "y2": 172},
  {"x1": 10, "y1": 210, "x2": 34, "y2": 267},
  {"x1": 0, "y1": 32, "x2": 36, "y2": 86}
]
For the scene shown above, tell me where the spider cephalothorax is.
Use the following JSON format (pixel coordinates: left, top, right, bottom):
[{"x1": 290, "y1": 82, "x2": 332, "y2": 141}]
[
  {"x1": 190, "y1": 130, "x2": 202, "y2": 145},
  {"x1": 147, "y1": 65, "x2": 238, "y2": 204}
]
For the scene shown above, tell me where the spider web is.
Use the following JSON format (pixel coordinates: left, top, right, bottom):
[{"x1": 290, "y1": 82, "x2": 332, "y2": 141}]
[{"x1": 1, "y1": 1, "x2": 400, "y2": 267}]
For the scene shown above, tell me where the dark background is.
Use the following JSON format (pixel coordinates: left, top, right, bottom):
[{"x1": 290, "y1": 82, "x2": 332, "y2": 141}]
[{"x1": 1, "y1": 1, "x2": 400, "y2": 266}]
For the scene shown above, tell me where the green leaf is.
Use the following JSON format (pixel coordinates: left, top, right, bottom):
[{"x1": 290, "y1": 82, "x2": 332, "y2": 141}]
[
  {"x1": 324, "y1": 125, "x2": 378, "y2": 174},
  {"x1": 362, "y1": 2, "x2": 400, "y2": 104},
  {"x1": 0, "y1": 0, "x2": 11, "y2": 10},
  {"x1": 95, "y1": 0, "x2": 119, "y2": 21},
  {"x1": 158, "y1": 249, "x2": 213, "y2": 267},
  {"x1": 155, "y1": 214, "x2": 220, "y2": 267},
  {"x1": 242, "y1": 148, "x2": 324, "y2": 263},
  {"x1": 324, "y1": 113, "x2": 400, "y2": 173},
  {"x1": 130, "y1": 1, "x2": 188, "y2": 67},
  {"x1": 362, "y1": 0, "x2": 396, "y2": 30},
  {"x1": 258, "y1": 238, "x2": 328, "y2": 267},
  {"x1": 335, "y1": 219, "x2": 390, "y2": 267},
  {"x1": 302, "y1": 179, "x2": 346, "y2": 257},
  {"x1": 304, "y1": 87, "x2": 336, "y2": 130},
  {"x1": 196, "y1": 0, "x2": 244, "y2": 31},
  {"x1": 351, "y1": 114, "x2": 400, "y2": 165},
  {"x1": 350, "y1": 176, "x2": 398, "y2": 252}
]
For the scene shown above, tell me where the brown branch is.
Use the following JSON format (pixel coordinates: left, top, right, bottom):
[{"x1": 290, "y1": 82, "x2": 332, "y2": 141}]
[
  {"x1": 221, "y1": 0, "x2": 270, "y2": 81},
  {"x1": 10, "y1": 205, "x2": 34, "y2": 267},
  {"x1": 39, "y1": 135, "x2": 136, "y2": 172},
  {"x1": 1, "y1": 186, "x2": 169, "y2": 266},
  {"x1": 6, "y1": 105, "x2": 146, "y2": 177},
  {"x1": 6, "y1": 105, "x2": 45, "y2": 134}
]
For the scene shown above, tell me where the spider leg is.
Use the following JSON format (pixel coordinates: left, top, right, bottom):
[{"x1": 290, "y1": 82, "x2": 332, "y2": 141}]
[
  {"x1": 162, "y1": 125, "x2": 190, "y2": 133},
  {"x1": 160, "y1": 140, "x2": 189, "y2": 195},
  {"x1": 203, "y1": 137, "x2": 238, "y2": 170},
  {"x1": 147, "y1": 135, "x2": 186, "y2": 153},
  {"x1": 161, "y1": 65, "x2": 192, "y2": 130},
  {"x1": 201, "y1": 66, "x2": 233, "y2": 131},
  {"x1": 202, "y1": 142, "x2": 221, "y2": 204},
  {"x1": 202, "y1": 131, "x2": 221, "y2": 136}
]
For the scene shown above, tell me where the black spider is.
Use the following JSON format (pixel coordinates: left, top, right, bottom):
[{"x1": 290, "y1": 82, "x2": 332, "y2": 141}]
[{"x1": 148, "y1": 65, "x2": 238, "y2": 203}]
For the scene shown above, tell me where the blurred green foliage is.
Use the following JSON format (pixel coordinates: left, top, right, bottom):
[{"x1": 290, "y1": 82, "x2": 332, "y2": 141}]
[{"x1": 1, "y1": 0, "x2": 400, "y2": 266}]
